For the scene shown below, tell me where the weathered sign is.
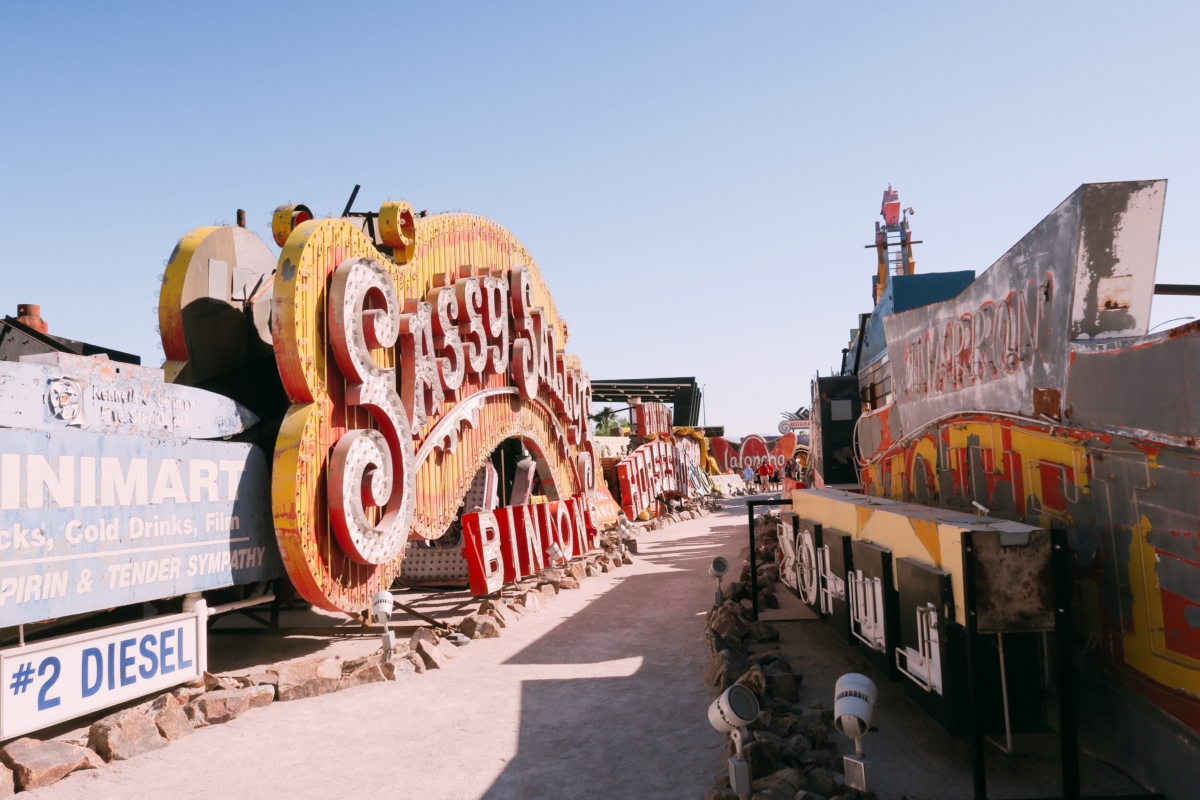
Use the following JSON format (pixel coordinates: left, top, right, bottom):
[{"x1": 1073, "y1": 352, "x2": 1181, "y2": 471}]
[
  {"x1": 632, "y1": 401, "x2": 672, "y2": 438},
  {"x1": 159, "y1": 207, "x2": 619, "y2": 616},
  {"x1": 882, "y1": 180, "x2": 1165, "y2": 436},
  {"x1": 463, "y1": 494, "x2": 600, "y2": 593},
  {"x1": 0, "y1": 428, "x2": 279, "y2": 627},
  {"x1": 709, "y1": 433, "x2": 797, "y2": 474},
  {"x1": 850, "y1": 181, "x2": 1200, "y2": 797},
  {"x1": 616, "y1": 440, "x2": 671, "y2": 520},
  {"x1": 0, "y1": 354, "x2": 255, "y2": 440}
]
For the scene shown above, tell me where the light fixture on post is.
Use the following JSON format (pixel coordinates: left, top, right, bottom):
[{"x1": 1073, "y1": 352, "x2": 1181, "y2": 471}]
[
  {"x1": 546, "y1": 541, "x2": 567, "y2": 567},
  {"x1": 371, "y1": 590, "x2": 395, "y2": 661},
  {"x1": 709, "y1": 556, "x2": 730, "y2": 607},
  {"x1": 834, "y1": 672, "x2": 878, "y2": 792},
  {"x1": 707, "y1": 684, "x2": 760, "y2": 800}
]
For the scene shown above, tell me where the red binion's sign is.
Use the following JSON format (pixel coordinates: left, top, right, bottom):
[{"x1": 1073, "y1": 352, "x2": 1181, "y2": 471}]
[{"x1": 461, "y1": 495, "x2": 599, "y2": 595}]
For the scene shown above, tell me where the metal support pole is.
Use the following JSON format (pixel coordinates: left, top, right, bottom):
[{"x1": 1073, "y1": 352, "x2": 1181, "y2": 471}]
[
  {"x1": 391, "y1": 596, "x2": 453, "y2": 631},
  {"x1": 208, "y1": 594, "x2": 276, "y2": 617},
  {"x1": 986, "y1": 633, "x2": 1014, "y2": 754},
  {"x1": 962, "y1": 530, "x2": 987, "y2": 800},
  {"x1": 747, "y1": 502, "x2": 759, "y2": 622},
  {"x1": 269, "y1": 579, "x2": 282, "y2": 629},
  {"x1": 1052, "y1": 527, "x2": 1081, "y2": 800}
]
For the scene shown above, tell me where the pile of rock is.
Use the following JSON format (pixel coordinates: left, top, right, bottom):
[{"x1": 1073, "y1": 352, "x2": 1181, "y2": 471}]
[
  {"x1": 478, "y1": 550, "x2": 634, "y2": 629},
  {"x1": 700, "y1": 514, "x2": 872, "y2": 800},
  {"x1": 636, "y1": 499, "x2": 715, "y2": 532},
  {"x1": 719, "y1": 513, "x2": 783, "y2": 614}
]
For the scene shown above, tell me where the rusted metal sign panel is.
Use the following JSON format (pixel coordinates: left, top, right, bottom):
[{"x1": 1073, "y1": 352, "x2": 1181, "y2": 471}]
[
  {"x1": 1065, "y1": 320, "x2": 1200, "y2": 446},
  {"x1": 967, "y1": 526, "x2": 1053, "y2": 633},
  {"x1": 882, "y1": 180, "x2": 1165, "y2": 436},
  {"x1": 0, "y1": 428, "x2": 280, "y2": 627},
  {"x1": 844, "y1": 181, "x2": 1200, "y2": 794},
  {"x1": 0, "y1": 354, "x2": 256, "y2": 440}
]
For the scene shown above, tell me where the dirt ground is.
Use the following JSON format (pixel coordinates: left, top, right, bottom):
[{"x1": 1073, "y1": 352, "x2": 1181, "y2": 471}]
[
  {"x1": 34, "y1": 511, "x2": 734, "y2": 800},
  {"x1": 28, "y1": 496, "x2": 1152, "y2": 799}
]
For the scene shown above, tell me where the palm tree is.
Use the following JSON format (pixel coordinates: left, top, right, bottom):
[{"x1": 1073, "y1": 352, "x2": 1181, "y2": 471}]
[{"x1": 591, "y1": 406, "x2": 619, "y2": 436}]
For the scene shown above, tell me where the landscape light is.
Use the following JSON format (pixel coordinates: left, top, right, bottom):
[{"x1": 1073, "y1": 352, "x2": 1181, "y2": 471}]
[
  {"x1": 834, "y1": 672, "x2": 877, "y2": 792},
  {"x1": 709, "y1": 556, "x2": 730, "y2": 607},
  {"x1": 371, "y1": 590, "x2": 396, "y2": 658},
  {"x1": 707, "y1": 684, "x2": 760, "y2": 799}
]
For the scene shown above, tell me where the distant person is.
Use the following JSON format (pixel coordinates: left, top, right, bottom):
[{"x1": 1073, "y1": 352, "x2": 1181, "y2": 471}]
[
  {"x1": 742, "y1": 465, "x2": 753, "y2": 488},
  {"x1": 757, "y1": 462, "x2": 771, "y2": 490}
]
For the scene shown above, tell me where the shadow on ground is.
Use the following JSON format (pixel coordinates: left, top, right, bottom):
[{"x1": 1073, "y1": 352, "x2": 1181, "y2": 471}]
[{"x1": 480, "y1": 516, "x2": 742, "y2": 800}]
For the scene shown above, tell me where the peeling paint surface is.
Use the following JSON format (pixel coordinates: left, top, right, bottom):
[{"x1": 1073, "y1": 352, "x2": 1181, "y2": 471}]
[
  {"x1": 825, "y1": 180, "x2": 1198, "y2": 793},
  {"x1": 0, "y1": 354, "x2": 256, "y2": 440},
  {"x1": 1069, "y1": 181, "x2": 1164, "y2": 341},
  {"x1": 882, "y1": 182, "x2": 1166, "y2": 438}
]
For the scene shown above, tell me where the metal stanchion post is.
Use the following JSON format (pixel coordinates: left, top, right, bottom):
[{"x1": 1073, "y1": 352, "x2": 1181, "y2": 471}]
[
  {"x1": 962, "y1": 530, "x2": 987, "y2": 800},
  {"x1": 747, "y1": 502, "x2": 759, "y2": 622},
  {"x1": 1052, "y1": 527, "x2": 1081, "y2": 800}
]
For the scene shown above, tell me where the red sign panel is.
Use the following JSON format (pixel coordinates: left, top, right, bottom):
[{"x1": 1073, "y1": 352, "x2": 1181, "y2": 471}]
[{"x1": 709, "y1": 433, "x2": 796, "y2": 473}]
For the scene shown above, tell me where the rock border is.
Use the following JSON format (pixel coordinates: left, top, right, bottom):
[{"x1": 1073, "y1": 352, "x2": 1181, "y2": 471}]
[{"x1": 701, "y1": 511, "x2": 876, "y2": 800}]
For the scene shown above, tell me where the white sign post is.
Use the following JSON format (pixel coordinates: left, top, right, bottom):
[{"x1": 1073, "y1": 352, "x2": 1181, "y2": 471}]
[{"x1": 0, "y1": 608, "x2": 206, "y2": 739}]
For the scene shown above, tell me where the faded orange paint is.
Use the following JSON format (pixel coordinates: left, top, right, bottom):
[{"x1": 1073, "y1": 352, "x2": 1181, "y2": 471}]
[{"x1": 910, "y1": 518, "x2": 943, "y2": 567}]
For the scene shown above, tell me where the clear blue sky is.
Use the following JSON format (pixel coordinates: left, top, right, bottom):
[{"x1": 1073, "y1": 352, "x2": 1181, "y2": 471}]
[{"x1": 2, "y1": 2, "x2": 1197, "y2": 438}]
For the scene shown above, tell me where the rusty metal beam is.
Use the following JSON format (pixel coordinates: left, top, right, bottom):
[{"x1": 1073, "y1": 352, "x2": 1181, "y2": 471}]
[{"x1": 1154, "y1": 283, "x2": 1200, "y2": 295}]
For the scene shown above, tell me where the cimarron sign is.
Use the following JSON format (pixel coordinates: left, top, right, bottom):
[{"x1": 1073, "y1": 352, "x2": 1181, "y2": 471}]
[
  {"x1": 163, "y1": 206, "x2": 610, "y2": 613},
  {"x1": 882, "y1": 180, "x2": 1165, "y2": 436}
]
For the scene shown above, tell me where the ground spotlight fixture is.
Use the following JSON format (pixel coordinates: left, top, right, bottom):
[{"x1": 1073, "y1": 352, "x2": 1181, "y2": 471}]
[
  {"x1": 371, "y1": 590, "x2": 396, "y2": 659},
  {"x1": 708, "y1": 683, "x2": 759, "y2": 732},
  {"x1": 707, "y1": 684, "x2": 759, "y2": 799},
  {"x1": 709, "y1": 556, "x2": 729, "y2": 606},
  {"x1": 834, "y1": 673, "x2": 877, "y2": 792},
  {"x1": 547, "y1": 541, "x2": 566, "y2": 566},
  {"x1": 371, "y1": 590, "x2": 393, "y2": 625}
]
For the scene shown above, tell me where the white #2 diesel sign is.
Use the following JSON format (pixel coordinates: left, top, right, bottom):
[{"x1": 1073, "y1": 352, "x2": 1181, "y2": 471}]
[{"x1": 0, "y1": 610, "x2": 206, "y2": 738}]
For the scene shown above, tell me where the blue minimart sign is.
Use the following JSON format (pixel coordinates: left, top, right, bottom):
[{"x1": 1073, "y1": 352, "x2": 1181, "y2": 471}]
[{"x1": 0, "y1": 427, "x2": 281, "y2": 627}]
